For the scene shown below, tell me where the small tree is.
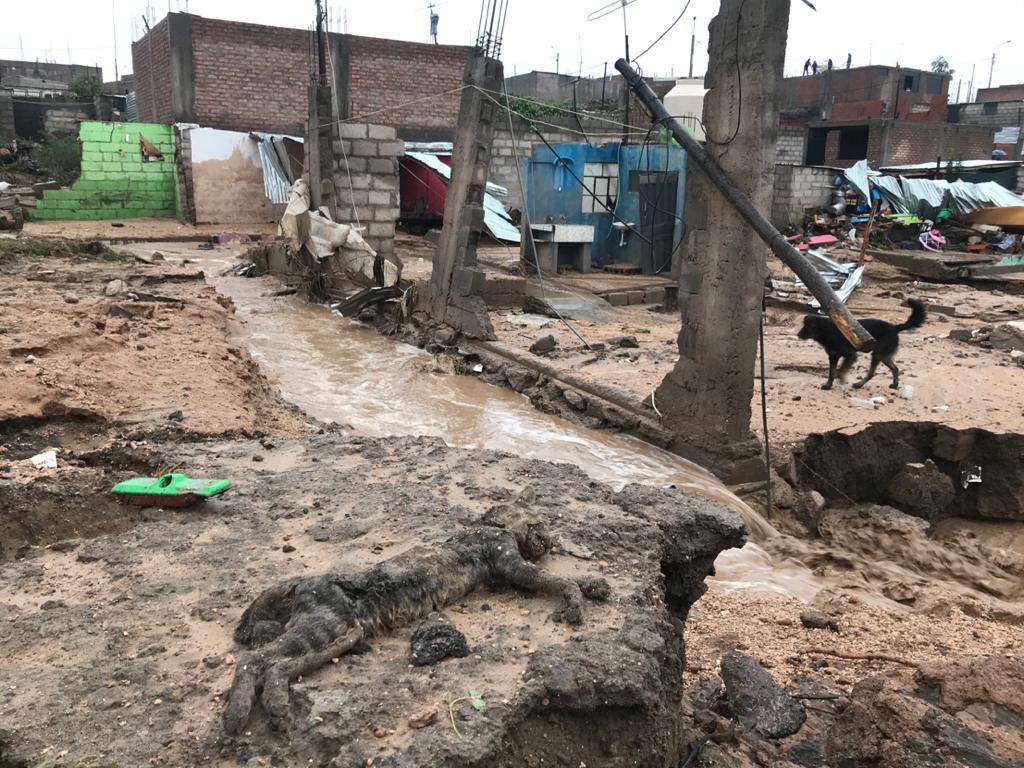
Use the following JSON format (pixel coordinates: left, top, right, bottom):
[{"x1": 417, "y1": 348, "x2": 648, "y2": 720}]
[
  {"x1": 66, "y1": 74, "x2": 110, "y2": 99},
  {"x1": 930, "y1": 56, "x2": 954, "y2": 76}
]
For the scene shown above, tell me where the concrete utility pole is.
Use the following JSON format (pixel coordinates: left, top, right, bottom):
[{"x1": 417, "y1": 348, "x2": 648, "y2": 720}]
[
  {"x1": 426, "y1": 53, "x2": 504, "y2": 338},
  {"x1": 650, "y1": 0, "x2": 792, "y2": 481}
]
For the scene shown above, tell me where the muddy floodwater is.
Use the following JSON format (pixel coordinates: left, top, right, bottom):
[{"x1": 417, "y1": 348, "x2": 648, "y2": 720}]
[
  {"x1": 196, "y1": 256, "x2": 821, "y2": 600},
  {"x1": 188, "y1": 250, "x2": 1024, "y2": 612}
]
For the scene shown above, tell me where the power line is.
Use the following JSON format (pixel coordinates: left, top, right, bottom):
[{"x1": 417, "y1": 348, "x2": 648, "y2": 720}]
[{"x1": 633, "y1": 0, "x2": 693, "y2": 62}]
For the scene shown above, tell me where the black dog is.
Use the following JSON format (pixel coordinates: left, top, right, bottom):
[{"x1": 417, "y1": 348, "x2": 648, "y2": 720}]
[{"x1": 797, "y1": 299, "x2": 926, "y2": 390}]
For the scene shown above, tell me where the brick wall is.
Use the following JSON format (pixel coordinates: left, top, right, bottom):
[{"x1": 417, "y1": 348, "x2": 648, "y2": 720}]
[
  {"x1": 977, "y1": 85, "x2": 1024, "y2": 103},
  {"x1": 33, "y1": 122, "x2": 177, "y2": 220},
  {"x1": 490, "y1": 114, "x2": 625, "y2": 211},
  {"x1": 771, "y1": 165, "x2": 836, "y2": 228},
  {"x1": 192, "y1": 17, "x2": 310, "y2": 135},
  {"x1": 0, "y1": 89, "x2": 13, "y2": 144},
  {"x1": 347, "y1": 36, "x2": 470, "y2": 139},
  {"x1": 776, "y1": 122, "x2": 806, "y2": 164},
  {"x1": 332, "y1": 123, "x2": 403, "y2": 255},
  {"x1": 130, "y1": 17, "x2": 174, "y2": 124},
  {"x1": 952, "y1": 101, "x2": 1024, "y2": 129},
  {"x1": 131, "y1": 14, "x2": 472, "y2": 139},
  {"x1": 878, "y1": 121, "x2": 995, "y2": 165}
]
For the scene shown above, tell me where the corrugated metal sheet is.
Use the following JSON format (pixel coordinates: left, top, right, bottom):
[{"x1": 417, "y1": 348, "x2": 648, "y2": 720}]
[
  {"x1": 994, "y1": 127, "x2": 1021, "y2": 145},
  {"x1": 125, "y1": 92, "x2": 138, "y2": 122},
  {"x1": 254, "y1": 132, "x2": 303, "y2": 205},
  {"x1": 406, "y1": 151, "x2": 520, "y2": 242},
  {"x1": 845, "y1": 160, "x2": 1024, "y2": 217}
]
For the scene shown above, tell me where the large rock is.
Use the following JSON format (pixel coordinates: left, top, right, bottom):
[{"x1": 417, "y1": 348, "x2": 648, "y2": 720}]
[
  {"x1": 885, "y1": 460, "x2": 956, "y2": 521},
  {"x1": 795, "y1": 422, "x2": 1024, "y2": 522},
  {"x1": 720, "y1": 651, "x2": 806, "y2": 739},
  {"x1": 826, "y1": 656, "x2": 1024, "y2": 767}
]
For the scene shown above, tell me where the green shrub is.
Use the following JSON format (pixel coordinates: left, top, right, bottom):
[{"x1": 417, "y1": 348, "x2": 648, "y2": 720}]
[
  {"x1": 34, "y1": 133, "x2": 81, "y2": 185},
  {"x1": 66, "y1": 75, "x2": 111, "y2": 99}
]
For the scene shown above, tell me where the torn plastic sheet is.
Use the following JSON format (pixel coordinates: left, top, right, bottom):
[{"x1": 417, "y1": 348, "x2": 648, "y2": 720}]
[{"x1": 278, "y1": 179, "x2": 400, "y2": 287}]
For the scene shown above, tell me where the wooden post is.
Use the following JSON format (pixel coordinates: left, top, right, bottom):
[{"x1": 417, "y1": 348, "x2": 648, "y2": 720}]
[{"x1": 858, "y1": 198, "x2": 879, "y2": 265}]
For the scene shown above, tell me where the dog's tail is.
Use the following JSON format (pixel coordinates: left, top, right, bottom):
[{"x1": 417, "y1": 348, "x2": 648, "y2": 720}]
[{"x1": 896, "y1": 299, "x2": 926, "y2": 332}]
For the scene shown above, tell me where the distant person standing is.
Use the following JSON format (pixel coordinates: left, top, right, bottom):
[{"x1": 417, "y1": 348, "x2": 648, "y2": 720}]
[
  {"x1": 803, "y1": 58, "x2": 812, "y2": 76},
  {"x1": 812, "y1": 60, "x2": 818, "y2": 75},
  {"x1": 827, "y1": 58, "x2": 834, "y2": 71},
  {"x1": 429, "y1": 6, "x2": 439, "y2": 44},
  {"x1": 846, "y1": 52, "x2": 852, "y2": 69}
]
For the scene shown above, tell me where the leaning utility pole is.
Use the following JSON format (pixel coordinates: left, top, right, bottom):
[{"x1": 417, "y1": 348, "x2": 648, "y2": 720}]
[{"x1": 619, "y1": 0, "x2": 872, "y2": 481}]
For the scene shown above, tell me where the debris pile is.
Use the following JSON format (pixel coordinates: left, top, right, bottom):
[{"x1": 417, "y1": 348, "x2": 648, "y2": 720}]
[
  {"x1": 778, "y1": 160, "x2": 1024, "y2": 287},
  {"x1": 0, "y1": 180, "x2": 57, "y2": 230}
]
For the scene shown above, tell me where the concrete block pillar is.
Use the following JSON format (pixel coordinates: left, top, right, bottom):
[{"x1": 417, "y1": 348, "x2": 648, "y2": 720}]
[
  {"x1": 654, "y1": 0, "x2": 789, "y2": 481},
  {"x1": 427, "y1": 53, "x2": 504, "y2": 339}
]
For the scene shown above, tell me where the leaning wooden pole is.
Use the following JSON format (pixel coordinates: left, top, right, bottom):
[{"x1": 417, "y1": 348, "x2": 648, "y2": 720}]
[{"x1": 615, "y1": 59, "x2": 875, "y2": 351}]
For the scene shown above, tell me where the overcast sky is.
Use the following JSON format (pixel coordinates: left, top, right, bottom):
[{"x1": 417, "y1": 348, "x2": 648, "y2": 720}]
[{"x1": 3, "y1": 0, "x2": 1021, "y2": 103}]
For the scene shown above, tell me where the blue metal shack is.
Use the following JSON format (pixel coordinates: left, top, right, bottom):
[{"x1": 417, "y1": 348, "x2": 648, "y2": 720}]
[{"x1": 522, "y1": 141, "x2": 686, "y2": 273}]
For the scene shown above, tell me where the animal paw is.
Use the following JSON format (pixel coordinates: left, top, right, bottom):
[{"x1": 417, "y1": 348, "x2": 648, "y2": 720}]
[
  {"x1": 821, "y1": 382, "x2": 833, "y2": 390},
  {"x1": 852, "y1": 381, "x2": 865, "y2": 389},
  {"x1": 889, "y1": 383, "x2": 899, "y2": 390},
  {"x1": 577, "y1": 575, "x2": 611, "y2": 602}
]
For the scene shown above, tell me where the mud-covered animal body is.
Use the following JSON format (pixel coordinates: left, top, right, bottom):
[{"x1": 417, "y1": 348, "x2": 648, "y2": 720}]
[{"x1": 224, "y1": 511, "x2": 605, "y2": 734}]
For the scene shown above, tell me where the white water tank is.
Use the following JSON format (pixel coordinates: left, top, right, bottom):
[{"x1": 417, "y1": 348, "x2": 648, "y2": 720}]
[{"x1": 663, "y1": 78, "x2": 708, "y2": 142}]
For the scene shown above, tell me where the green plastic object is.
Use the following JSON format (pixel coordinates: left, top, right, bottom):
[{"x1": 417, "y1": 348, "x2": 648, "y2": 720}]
[{"x1": 111, "y1": 473, "x2": 231, "y2": 507}]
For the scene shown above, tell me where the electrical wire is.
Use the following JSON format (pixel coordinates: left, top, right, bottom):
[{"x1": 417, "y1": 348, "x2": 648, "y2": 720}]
[
  {"x1": 704, "y1": 0, "x2": 746, "y2": 146},
  {"x1": 501, "y1": 77, "x2": 595, "y2": 353},
  {"x1": 633, "y1": 0, "x2": 693, "y2": 62}
]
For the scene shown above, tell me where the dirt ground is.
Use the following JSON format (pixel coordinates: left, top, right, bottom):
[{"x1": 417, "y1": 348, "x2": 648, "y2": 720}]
[
  {"x1": 488, "y1": 251, "x2": 1024, "y2": 449},
  {"x1": 2, "y1": 229, "x2": 1023, "y2": 768}
]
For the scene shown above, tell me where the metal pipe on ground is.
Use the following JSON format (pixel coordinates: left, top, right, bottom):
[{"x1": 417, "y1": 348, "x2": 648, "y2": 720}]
[{"x1": 614, "y1": 58, "x2": 876, "y2": 351}]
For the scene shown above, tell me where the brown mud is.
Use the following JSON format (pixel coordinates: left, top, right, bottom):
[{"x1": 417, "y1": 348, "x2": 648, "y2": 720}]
[{"x1": 0, "y1": 234, "x2": 1022, "y2": 768}]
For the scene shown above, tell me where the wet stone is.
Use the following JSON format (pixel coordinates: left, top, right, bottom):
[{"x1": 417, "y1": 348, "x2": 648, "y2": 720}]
[
  {"x1": 529, "y1": 335, "x2": 557, "y2": 355},
  {"x1": 720, "y1": 650, "x2": 806, "y2": 739},
  {"x1": 409, "y1": 618, "x2": 470, "y2": 666}
]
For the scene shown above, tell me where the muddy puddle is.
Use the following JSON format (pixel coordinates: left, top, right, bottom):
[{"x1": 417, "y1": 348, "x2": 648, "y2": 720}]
[{"x1": 173, "y1": 248, "x2": 1023, "y2": 612}]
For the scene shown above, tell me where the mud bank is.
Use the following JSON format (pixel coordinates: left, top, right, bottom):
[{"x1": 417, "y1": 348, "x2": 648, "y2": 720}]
[
  {"x1": 794, "y1": 421, "x2": 1024, "y2": 522},
  {"x1": 0, "y1": 432, "x2": 744, "y2": 767}
]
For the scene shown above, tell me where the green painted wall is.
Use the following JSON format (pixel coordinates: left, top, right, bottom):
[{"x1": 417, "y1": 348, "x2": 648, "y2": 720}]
[{"x1": 33, "y1": 122, "x2": 177, "y2": 220}]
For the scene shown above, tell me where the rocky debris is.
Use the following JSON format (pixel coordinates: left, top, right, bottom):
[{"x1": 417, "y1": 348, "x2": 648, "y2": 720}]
[
  {"x1": 795, "y1": 422, "x2": 1024, "y2": 522},
  {"x1": 409, "y1": 617, "x2": 470, "y2": 666},
  {"x1": 63, "y1": 292, "x2": 80, "y2": 304},
  {"x1": 799, "y1": 610, "x2": 838, "y2": 632},
  {"x1": 885, "y1": 460, "x2": 956, "y2": 521},
  {"x1": 720, "y1": 651, "x2": 806, "y2": 739},
  {"x1": 103, "y1": 279, "x2": 128, "y2": 297},
  {"x1": 528, "y1": 334, "x2": 557, "y2": 355},
  {"x1": 606, "y1": 335, "x2": 639, "y2": 348},
  {"x1": 522, "y1": 295, "x2": 565, "y2": 319},
  {"x1": 826, "y1": 656, "x2": 1024, "y2": 768},
  {"x1": 407, "y1": 703, "x2": 440, "y2": 729},
  {"x1": 949, "y1": 321, "x2": 1024, "y2": 353},
  {"x1": 952, "y1": 305, "x2": 976, "y2": 319}
]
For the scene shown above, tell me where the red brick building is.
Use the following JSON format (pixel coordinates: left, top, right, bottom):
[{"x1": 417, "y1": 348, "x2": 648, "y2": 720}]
[
  {"x1": 131, "y1": 13, "x2": 473, "y2": 139},
  {"x1": 775, "y1": 65, "x2": 994, "y2": 166}
]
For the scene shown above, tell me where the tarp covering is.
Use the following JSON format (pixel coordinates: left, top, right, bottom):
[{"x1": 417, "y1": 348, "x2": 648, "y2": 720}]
[
  {"x1": 844, "y1": 161, "x2": 1024, "y2": 217},
  {"x1": 405, "y1": 151, "x2": 521, "y2": 243}
]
